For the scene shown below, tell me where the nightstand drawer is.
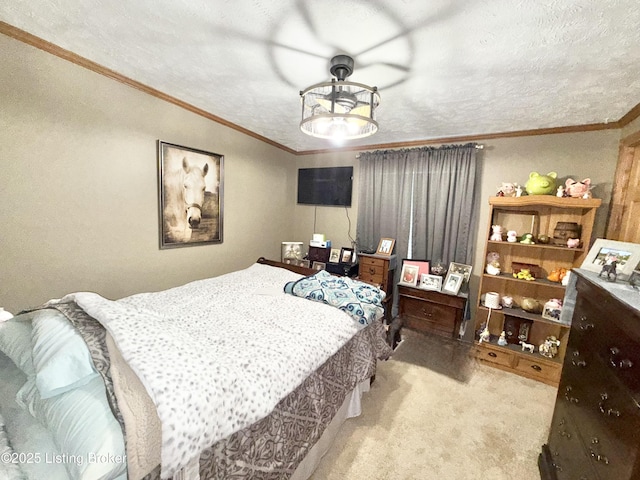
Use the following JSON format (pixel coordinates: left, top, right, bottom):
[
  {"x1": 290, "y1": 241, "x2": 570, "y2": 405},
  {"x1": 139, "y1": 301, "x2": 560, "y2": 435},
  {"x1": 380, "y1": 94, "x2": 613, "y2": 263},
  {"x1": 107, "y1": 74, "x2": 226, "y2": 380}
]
[
  {"x1": 360, "y1": 256, "x2": 386, "y2": 269},
  {"x1": 402, "y1": 297, "x2": 456, "y2": 326}
]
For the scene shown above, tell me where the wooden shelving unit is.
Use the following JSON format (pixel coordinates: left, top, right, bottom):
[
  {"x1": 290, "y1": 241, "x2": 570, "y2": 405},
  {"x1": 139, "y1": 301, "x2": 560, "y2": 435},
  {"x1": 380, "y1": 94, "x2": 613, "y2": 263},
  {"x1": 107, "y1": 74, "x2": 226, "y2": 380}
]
[{"x1": 472, "y1": 195, "x2": 601, "y2": 386}]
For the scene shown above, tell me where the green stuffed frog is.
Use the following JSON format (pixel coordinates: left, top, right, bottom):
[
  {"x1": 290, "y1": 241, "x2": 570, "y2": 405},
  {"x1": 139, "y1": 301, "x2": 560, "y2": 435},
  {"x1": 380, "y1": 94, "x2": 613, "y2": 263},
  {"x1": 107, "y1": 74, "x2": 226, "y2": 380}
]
[{"x1": 525, "y1": 171, "x2": 557, "y2": 195}]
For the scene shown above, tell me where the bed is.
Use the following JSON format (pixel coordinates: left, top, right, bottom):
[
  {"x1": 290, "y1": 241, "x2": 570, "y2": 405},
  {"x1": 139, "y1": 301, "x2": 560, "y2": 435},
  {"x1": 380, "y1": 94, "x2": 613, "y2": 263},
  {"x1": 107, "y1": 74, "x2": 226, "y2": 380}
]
[{"x1": 0, "y1": 258, "x2": 392, "y2": 480}]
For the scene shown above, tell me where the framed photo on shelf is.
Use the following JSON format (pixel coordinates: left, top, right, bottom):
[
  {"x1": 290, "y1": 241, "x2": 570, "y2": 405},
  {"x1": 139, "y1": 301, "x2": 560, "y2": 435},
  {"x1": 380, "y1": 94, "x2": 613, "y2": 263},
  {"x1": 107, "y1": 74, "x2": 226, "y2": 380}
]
[
  {"x1": 328, "y1": 248, "x2": 341, "y2": 263},
  {"x1": 420, "y1": 274, "x2": 442, "y2": 291},
  {"x1": 399, "y1": 264, "x2": 419, "y2": 287},
  {"x1": 376, "y1": 238, "x2": 395, "y2": 256},
  {"x1": 448, "y1": 262, "x2": 473, "y2": 283},
  {"x1": 580, "y1": 238, "x2": 640, "y2": 281},
  {"x1": 340, "y1": 247, "x2": 354, "y2": 264},
  {"x1": 443, "y1": 271, "x2": 464, "y2": 295},
  {"x1": 312, "y1": 261, "x2": 326, "y2": 271},
  {"x1": 298, "y1": 259, "x2": 311, "y2": 268}
]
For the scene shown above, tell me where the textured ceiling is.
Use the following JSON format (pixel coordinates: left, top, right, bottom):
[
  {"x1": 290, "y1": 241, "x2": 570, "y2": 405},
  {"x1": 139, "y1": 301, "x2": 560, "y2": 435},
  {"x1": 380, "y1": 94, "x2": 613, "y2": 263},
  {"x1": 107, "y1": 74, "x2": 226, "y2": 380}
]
[{"x1": 2, "y1": 0, "x2": 640, "y2": 153}]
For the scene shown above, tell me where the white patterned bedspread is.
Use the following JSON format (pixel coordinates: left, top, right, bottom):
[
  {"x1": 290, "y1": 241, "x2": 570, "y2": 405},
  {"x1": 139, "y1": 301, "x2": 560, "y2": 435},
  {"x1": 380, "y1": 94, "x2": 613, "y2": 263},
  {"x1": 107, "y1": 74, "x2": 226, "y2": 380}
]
[{"x1": 64, "y1": 263, "x2": 365, "y2": 479}]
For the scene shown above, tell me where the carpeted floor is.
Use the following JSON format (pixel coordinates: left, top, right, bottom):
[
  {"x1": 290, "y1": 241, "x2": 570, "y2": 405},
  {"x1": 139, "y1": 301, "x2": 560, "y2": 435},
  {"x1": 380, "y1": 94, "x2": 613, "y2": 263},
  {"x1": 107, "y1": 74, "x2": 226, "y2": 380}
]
[{"x1": 309, "y1": 329, "x2": 557, "y2": 480}]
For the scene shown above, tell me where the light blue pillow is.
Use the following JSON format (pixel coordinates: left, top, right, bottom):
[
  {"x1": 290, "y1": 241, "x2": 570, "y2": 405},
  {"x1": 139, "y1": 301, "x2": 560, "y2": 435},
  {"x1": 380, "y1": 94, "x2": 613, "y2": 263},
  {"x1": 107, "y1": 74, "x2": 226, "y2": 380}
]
[
  {"x1": 0, "y1": 313, "x2": 35, "y2": 376},
  {"x1": 17, "y1": 375, "x2": 127, "y2": 480},
  {"x1": 31, "y1": 309, "x2": 98, "y2": 399}
]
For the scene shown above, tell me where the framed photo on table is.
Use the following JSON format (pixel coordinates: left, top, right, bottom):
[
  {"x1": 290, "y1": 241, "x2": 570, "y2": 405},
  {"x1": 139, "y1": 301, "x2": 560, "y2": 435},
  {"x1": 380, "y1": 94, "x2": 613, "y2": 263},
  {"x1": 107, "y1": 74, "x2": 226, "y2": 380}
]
[
  {"x1": 402, "y1": 259, "x2": 430, "y2": 283},
  {"x1": 448, "y1": 262, "x2": 473, "y2": 283},
  {"x1": 340, "y1": 247, "x2": 354, "y2": 264},
  {"x1": 580, "y1": 238, "x2": 640, "y2": 281},
  {"x1": 443, "y1": 272, "x2": 464, "y2": 295},
  {"x1": 312, "y1": 261, "x2": 326, "y2": 271},
  {"x1": 399, "y1": 264, "x2": 419, "y2": 287},
  {"x1": 376, "y1": 238, "x2": 395, "y2": 256},
  {"x1": 329, "y1": 248, "x2": 341, "y2": 263},
  {"x1": 420, "y1": 274, "x2": 442, "y2": 291}
]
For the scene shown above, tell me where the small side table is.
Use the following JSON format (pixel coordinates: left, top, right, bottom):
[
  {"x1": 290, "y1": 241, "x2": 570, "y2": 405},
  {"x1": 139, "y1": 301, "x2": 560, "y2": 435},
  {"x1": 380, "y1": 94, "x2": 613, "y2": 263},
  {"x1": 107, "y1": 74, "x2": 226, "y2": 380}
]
[
  {"x1": 396, "y1": 284, "x2": 467, "y2": 338},
  {"x1": 357, "y1": 253, "x2": 397, "y2": 323}
]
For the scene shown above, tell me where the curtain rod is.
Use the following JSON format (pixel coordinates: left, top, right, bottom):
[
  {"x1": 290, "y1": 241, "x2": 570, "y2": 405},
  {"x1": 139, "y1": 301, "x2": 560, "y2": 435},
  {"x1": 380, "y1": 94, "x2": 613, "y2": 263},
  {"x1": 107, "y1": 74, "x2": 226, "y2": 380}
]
[{"x1": 355, "y1": 143, "x2": 484, "y2": 158}]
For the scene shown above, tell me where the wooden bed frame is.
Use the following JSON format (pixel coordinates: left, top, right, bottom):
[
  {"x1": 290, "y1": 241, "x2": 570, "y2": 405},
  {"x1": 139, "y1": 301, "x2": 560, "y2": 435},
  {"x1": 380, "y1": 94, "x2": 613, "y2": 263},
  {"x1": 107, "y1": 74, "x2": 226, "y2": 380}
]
[{"x1": 257, "y1": 257, "x2": 317, "y2": 276}]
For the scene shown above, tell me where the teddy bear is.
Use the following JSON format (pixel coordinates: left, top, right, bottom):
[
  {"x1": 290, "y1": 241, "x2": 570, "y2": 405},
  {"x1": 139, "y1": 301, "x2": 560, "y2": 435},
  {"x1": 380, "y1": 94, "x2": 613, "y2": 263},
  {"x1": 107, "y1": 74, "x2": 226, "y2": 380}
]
[
  {"x1": 565, "y1": 178, "x2": 592, "y2": 198},
  {"x1": 490, "y1": 225, "x2": 503, "y2": 241}
]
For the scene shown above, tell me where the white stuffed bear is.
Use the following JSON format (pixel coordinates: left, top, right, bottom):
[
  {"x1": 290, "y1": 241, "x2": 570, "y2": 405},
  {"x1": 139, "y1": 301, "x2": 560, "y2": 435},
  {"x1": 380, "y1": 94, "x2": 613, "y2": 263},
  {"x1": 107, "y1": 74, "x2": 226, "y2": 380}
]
[{"x1": 490, "y1": 225, "x2": 503, "y2": 241}]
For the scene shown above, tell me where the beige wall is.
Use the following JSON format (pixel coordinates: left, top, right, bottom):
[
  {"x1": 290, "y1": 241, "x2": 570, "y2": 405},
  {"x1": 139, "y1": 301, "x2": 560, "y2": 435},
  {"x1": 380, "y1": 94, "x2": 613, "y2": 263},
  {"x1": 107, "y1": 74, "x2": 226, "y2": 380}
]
[
  {"x1": 0, "y1": 32, "x2": 628, "y2": 318},
  {"x1": 0, "y1": 35, "x2": 296, "y2": 312}
]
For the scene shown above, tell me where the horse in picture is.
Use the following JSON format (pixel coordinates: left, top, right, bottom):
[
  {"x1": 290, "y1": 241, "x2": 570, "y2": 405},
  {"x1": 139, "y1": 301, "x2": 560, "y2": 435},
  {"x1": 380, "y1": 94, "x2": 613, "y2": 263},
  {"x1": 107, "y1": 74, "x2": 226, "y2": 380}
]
[{"x1": 163, "y1": 157, "x2": 209, "y2": 243}]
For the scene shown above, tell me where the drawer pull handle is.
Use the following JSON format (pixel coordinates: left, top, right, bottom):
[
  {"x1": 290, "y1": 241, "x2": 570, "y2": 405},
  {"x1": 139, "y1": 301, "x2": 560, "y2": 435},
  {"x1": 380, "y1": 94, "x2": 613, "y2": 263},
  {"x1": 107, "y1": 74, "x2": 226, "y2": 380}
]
[
  {"x1": 580, "y1": 322, "x2": 594, "y2": 331},
  {"x1": 599, "y1": 394, "x2": 621, "y2": 417},
  {"x1": 572, "y1": 359, "x2": 587, "y2": 367},
  {"x1": 369, "y1": 268, "x2": 375, "y2": 274},
  {"x1": 531, "y1": 364, "x2": 542, "y2": 372},
  {"x1": 609, "y1": 347, "x2": 634, "y2": 369},
  {"x1": 559, "y1": 430, "x2": 571, "y2": 439},
  {"x1": 421, "y1": 308, "x2": 432, "y2": 317},
  {"x1": 488, "y1": 352, "x2": 497, "y2": 358},
  {"x1": 589, "y1": 450, "x2": 609, "y2": 465}
]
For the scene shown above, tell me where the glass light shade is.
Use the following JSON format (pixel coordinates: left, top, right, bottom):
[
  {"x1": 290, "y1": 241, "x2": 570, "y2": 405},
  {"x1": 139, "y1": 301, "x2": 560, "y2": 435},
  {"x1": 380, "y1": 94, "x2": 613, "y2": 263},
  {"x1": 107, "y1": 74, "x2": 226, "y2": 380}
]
[{"x1": 300, "y1": 79, "x2": 380, "y2": 140}]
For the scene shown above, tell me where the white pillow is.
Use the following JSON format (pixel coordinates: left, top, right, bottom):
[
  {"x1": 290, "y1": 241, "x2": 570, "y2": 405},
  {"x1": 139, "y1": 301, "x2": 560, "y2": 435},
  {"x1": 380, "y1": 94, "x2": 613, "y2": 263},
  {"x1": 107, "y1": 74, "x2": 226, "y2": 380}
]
[
  {"x1": 0, "y1": 314, "x2": 35, "y2": 376},
  {"x1": 31, "y1": 310, "x2": 98, "y2": 399},
  {"x1": 17, "y1": 375, "x2": 127, "y2": 480}
]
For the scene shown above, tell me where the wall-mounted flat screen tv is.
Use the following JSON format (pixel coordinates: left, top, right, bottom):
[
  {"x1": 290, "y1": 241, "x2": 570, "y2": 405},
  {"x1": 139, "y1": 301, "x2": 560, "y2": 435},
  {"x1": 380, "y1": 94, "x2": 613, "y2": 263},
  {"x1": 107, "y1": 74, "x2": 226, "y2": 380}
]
[{"x1": 297, "y1": 166, "x2": 353, "y2": 207}]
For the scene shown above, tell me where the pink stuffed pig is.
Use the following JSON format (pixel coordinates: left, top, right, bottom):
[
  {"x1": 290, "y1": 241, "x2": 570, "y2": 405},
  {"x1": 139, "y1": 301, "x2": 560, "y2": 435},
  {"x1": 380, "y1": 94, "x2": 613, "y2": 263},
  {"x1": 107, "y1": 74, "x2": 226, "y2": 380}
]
[{"x1": 565, "y1": 178, "x2": 591, "y2": 198}]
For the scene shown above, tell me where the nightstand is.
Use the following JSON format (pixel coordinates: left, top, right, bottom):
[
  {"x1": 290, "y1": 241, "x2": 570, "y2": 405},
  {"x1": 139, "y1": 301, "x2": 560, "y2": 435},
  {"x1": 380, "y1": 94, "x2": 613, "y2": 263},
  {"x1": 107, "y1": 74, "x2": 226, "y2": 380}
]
[
  {"x1": 357, "y1": 253, "x2": 396, "y2": 323},
  {"x1": 396, "y1": 284, "x2": 467, "y2": 338}
]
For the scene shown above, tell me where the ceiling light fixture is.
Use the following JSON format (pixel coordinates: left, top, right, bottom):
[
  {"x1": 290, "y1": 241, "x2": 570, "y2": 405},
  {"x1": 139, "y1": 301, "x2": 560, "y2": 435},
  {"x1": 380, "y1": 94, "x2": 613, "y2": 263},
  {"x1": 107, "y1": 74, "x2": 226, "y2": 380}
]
[{"x1": 300, "y1": 55, "x2": 380, "y2": 141}]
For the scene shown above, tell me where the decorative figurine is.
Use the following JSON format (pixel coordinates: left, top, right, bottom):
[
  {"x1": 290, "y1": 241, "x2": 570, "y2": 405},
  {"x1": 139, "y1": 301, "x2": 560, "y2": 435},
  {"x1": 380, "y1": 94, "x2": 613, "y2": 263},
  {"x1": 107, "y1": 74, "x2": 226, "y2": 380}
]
[
  {"x1": 566, "y1": 238, "x2": 580, "y2": 248},
  {"x1": 525, "y1": 171, "x2": 557, "y2": 195},
  {"x1": 547, "y1": 267, "x2": 568, "y2": 283},
  {"x1": 565, "y1": 178, "x2": 592, "y2": 198},
  {"x1": 490, "y1": 225, "x2": 504, "y2": 241},
  {"x1": 498, "y1": 331, "x2": 508, "y2": 346},
  {"x1": 519, "y1": 341, "x2": 535, "y2": 353},
  {"x1": 479, "y1": 323, "x2": 491, "y2": 343},
  {"x1": 539, "y1": 336, "x2": 561, "y2": 358},
  {"x1": 599, "y1": 259, "x2": 618, "y2": 282},
  {"x1": 507, "y1": 230, "x2": 517, "y2": 243},
  {"x1": 556, "y1": 185, "x2": 565, "y2": 197},
  {"x1": 519, "y1": 233, "x2": 535, "y2": 244},
  {"x1": 515, "y1": 185, "x2": 524, "y2": 197},
  {"x1": 486, "y1": 252, "x2": 501, "y2": 275},
  {"x1": 501, "y1": 295, "x2": 514, "y2": 308}
]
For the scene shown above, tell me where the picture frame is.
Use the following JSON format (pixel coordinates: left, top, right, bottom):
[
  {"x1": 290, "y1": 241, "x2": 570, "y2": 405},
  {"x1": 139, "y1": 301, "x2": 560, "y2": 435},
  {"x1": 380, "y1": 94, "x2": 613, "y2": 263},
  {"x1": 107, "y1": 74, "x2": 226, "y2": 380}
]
[
  {"x1": 298, "y1": 259, "x2": 311, "y2": 268},
  {"x1": 420, "y1": 274, "x2": 442, "y2": 291},
  {"x1": 281, "y1": 242, "x2": 304, "y2": 263},
  {"x1": 158, "y1": 141, "x2": 223, "y2": 249},
  {"x1": 580, "y1": 238, "x2": 640, "y2": 281},
  {"x1": 443, "y1": 272, "x2": 464, "y2": 295},
  {"x1": 448, "y1": 262, "x2": 473, "y2": 283},
  {"x1": 376, "y1": 238, "x2": 395, "y2": 256},
  {"x1": 399, "y1": 264, "x2": 419, "y2": 287},
  {"x1": 312, "y1": 261, "x2": 326, "y2": 271},
  {"x1": 402, "y1": 259, "x2": 430, "y2": 282},
  {"x1": 340, "y1": 247, "x2": 354, "y2": 264},
  {"x1": 329, "y1": 248, "x2": 341, "y2": 263}
]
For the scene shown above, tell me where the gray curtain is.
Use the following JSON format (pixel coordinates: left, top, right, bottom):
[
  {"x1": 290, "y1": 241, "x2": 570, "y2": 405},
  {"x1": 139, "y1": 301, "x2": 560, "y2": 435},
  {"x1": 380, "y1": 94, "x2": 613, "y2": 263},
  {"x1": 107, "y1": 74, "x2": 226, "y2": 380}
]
[{"x1": 356, "y1": 143, "x2": 479, "y2": 287}]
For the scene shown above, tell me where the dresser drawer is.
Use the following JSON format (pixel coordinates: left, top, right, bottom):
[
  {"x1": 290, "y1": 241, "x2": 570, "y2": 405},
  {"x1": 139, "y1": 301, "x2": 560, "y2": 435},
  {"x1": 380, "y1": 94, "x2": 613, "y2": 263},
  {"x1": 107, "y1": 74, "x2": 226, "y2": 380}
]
[
  {"x1": 474, "y1": 344, "x2": 514, "y2": 368},
  {"x1": 514, "y1": 356, "x2": 561, "y2": 383},
  {"x1": 358, "y1": 269, "x2": 384, "y2": 286},
  {"x1": 359, "y1": 260, "x2": 385, "y2": 285},
  {"x1": 360, "y1": 256, "x2": 386, "y2": 269}
]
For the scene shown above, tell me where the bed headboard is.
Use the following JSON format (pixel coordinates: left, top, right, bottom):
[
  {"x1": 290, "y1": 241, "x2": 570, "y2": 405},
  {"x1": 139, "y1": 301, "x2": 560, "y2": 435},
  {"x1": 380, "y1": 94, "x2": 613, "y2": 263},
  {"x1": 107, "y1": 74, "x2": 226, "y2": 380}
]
[{"x1": 257, "y1": 257, "x2": 316, "y2": 276}]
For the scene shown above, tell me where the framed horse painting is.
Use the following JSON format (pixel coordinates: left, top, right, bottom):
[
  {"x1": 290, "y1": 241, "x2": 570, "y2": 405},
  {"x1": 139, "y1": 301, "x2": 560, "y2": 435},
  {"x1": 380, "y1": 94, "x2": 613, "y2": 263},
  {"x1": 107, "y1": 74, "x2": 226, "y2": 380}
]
[{"x1": 158, "y1": 141, "x2": 224, "y2": 248}]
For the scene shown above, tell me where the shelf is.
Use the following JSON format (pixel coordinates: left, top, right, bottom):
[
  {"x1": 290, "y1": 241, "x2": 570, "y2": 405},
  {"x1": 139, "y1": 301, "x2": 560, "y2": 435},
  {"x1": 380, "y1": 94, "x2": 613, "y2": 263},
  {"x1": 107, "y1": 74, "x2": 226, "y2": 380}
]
[
  {"x1": 489, "y1": 196, "x2": 602, "y2": 209},
  {"x1": 487, "y1": 240, "x2": 585, "y2": 253},
  {"x1": 477, "y1": 305, "x2": 570, "y2": 327},
  {"x1": 474, "y1": 337, "x2": 564, "y2": 365},
  {"x1": 481, "y1": 272, "x2": 566, "y2": 288}
]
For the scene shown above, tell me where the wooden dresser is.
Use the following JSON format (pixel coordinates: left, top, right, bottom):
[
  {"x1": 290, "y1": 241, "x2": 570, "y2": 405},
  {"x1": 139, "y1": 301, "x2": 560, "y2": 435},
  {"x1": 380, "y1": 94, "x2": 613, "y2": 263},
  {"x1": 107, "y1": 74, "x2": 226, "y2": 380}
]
[
  {"x1": 396, "y1": 284, "x2": 467, "y2": 338},
  {"x1": 539, "y1": 269, "x2": 640, "y2": 480},
  {"x1": 357, "y1": 253, "x2": 396, "y2": 322}
]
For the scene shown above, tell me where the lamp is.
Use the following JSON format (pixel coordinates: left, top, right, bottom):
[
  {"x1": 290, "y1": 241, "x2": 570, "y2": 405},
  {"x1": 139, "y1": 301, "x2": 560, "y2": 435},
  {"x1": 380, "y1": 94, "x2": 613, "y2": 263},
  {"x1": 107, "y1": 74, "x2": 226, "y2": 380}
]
[{"x1": 300, "y1": 55, "x2": 380, "y2": 141}]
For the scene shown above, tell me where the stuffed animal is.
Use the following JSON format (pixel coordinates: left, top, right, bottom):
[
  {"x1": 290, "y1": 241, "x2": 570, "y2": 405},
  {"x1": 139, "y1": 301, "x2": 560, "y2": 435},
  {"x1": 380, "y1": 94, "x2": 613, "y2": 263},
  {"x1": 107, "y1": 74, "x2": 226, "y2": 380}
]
[
  {"x1": 507, "y1": 230, "x2": 517, "y2": 243},
  {"x1": 490, "y1": 225, "x2": 503, "y2": 241},
  {"x1": 498, "y1": 182, "x2": 517, "y2": 197},
  {"x1": 525, "y1": 172, "x2": 557, "y2": 195},
  {"x1": 565, "y1": 178, "x2": 592, "y2": 198}
]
